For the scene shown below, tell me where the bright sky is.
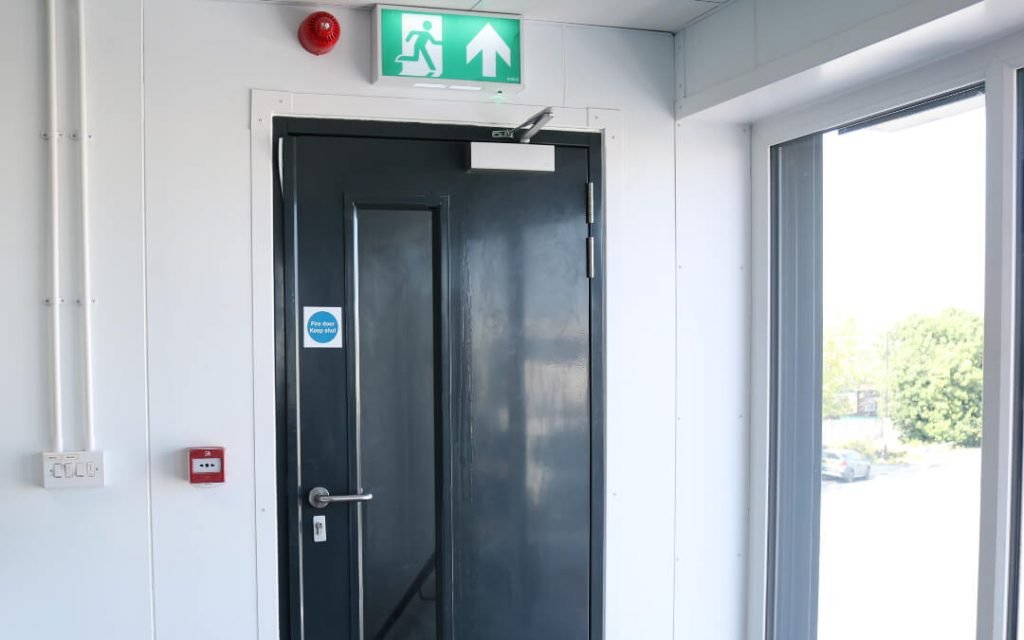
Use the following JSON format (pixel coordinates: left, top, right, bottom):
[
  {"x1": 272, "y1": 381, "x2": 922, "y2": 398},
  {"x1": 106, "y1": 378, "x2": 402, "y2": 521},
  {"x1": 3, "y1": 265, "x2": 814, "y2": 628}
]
[{"x1": 822, "y1": 96, "x2": 987, "y2": 335}]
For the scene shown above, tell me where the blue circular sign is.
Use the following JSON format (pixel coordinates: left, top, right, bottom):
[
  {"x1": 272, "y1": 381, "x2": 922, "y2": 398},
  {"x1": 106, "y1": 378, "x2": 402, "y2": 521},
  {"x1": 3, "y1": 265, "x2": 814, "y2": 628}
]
[{"x1": 307, "y1": 310, "x2": 339, "y2": 344}]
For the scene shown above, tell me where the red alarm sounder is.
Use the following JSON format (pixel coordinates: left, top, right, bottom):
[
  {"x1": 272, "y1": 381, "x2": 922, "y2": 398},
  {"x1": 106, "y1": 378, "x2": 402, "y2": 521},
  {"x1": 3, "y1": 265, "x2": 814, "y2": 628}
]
[{"x1": 298, "y1": 11, "x2": 340, "y2": 56}]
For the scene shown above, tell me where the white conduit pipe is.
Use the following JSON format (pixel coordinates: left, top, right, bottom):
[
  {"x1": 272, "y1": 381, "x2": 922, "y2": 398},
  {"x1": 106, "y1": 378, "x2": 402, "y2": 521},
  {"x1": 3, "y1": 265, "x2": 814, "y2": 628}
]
[
  {"x1": 46, "y1": 0, "x2": 65, "y2": 453},
  {"x1": 77, "y1": 0, "x2": 96, "y2": 451}
]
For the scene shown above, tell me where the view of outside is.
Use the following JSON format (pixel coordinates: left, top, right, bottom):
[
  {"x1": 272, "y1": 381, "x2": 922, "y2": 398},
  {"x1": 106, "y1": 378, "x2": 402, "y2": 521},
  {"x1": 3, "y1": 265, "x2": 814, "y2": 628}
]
[{"x1": 817, "y1": 94, "x2": 986, "y2": 640}]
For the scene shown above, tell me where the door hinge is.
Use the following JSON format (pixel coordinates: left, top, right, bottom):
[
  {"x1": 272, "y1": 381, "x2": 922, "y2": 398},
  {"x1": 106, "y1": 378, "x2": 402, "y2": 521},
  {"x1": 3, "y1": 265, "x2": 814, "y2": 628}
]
[
  {"x1": 586, "y1": 182, "x2": 595, "y2": 224},
  {"x1": 586, "y1": 236, "x2": 595, "y2": 279}
]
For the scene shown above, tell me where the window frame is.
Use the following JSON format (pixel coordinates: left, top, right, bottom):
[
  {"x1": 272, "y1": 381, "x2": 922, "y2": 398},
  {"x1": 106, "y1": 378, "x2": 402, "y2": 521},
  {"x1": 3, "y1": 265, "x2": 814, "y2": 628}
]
[
  {"x1": 748, "y1": 41, "x2": 1024, "y2": 640},
  {"x1": 766, "y1": 133, "x2": 824, "y2": 640},
  {"x1": 1009, "y1": 67, "x2": 1024, "y2": 639}
]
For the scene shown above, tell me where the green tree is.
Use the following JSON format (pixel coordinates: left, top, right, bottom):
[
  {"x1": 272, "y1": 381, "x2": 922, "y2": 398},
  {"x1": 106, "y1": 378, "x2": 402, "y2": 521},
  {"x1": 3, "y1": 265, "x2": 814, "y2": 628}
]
[
  {"x1": 890, "y1": 308, "x2": 983, "y2": 447},
  {"x1": 822, "y1": 318, "x2": 881, "y2": 418}
]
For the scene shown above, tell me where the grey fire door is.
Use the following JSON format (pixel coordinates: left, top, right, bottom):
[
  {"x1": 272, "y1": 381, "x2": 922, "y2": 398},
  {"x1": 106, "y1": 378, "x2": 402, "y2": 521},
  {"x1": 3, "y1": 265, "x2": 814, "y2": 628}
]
[{"x1": 274, "y1": 118, "x2": 604, "y2": 640}]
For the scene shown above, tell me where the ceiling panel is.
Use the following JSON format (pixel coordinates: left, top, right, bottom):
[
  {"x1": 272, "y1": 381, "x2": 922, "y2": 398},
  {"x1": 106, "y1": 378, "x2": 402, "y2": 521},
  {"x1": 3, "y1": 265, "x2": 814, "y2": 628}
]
[
  {"x1": 473, "y1": 0, "x2": 728, "y2": 32},
  {"x1": 255, "y1": 0, "x2": 482, "y2": 10},
  {"x1": 252, "y1": 0, "x2": 729, "y2": 33}
]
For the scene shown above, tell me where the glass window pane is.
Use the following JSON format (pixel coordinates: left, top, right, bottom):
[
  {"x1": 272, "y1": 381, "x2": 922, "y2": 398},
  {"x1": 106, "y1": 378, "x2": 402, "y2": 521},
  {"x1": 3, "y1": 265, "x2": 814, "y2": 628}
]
[
  {"x1": 818, "y1": 94, "x2": 986, "y2": 639},
  {"x1": 358, "y1": 208, "x2": 439, "y2": 640}
]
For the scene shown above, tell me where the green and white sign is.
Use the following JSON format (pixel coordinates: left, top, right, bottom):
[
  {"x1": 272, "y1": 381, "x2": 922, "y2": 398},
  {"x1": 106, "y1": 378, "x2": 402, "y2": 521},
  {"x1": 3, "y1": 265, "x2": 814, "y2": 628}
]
[{"x1": 375, "y1": 5, "x2": 523, "y2": 89}]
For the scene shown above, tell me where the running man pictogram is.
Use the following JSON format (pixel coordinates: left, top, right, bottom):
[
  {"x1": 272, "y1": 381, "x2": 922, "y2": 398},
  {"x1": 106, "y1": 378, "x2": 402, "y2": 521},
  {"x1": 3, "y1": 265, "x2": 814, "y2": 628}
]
[{"x1": 396, "y1": 20, "x2": 441, "y2": 74}]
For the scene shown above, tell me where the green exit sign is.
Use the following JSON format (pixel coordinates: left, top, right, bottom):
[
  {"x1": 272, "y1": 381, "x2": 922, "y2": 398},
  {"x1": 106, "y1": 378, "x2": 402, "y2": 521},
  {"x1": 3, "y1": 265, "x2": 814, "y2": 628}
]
[{"x1": 374, "y1": 5, "x2": 523, "y2": 92}]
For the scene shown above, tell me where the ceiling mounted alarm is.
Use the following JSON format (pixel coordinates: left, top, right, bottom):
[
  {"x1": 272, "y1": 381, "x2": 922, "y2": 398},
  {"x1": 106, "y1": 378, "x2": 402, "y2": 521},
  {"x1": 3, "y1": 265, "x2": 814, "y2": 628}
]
[{"x1": 299, "y1": 11, "x2": 340, "y2": 56}]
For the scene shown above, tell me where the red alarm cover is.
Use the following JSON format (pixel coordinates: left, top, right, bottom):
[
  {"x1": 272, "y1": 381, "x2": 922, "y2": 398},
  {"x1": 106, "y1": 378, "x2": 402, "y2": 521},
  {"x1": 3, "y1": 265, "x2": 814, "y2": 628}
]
[
  {"x1": 299, "y1": 11, "x2": 341, "y2": 56},
  {"x1": 188, "y1": 447, "x2": 225, "y2": 484}
]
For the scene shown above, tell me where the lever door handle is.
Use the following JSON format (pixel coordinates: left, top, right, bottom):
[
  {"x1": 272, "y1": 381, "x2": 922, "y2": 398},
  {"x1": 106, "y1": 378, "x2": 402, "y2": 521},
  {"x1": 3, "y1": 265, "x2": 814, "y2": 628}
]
[{"x1": 308, "y1": 486, "x2": 373, "y2": 509}]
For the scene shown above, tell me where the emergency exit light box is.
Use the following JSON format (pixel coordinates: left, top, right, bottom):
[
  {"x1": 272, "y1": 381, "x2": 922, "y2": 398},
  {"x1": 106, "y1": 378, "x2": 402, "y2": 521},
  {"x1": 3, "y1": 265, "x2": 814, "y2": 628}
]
[{"x1": 373, "y1": 5, "x2": 525, "y2": 94}]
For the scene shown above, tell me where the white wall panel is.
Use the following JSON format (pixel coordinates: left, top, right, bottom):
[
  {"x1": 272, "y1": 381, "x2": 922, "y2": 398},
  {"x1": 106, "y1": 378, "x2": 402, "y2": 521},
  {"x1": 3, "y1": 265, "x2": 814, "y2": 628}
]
[
  {"x1": 0, "y1": 1, "x2": 152, "y2": 639},
  {"x1": 562, "y1": 23, "x2": 678, "y2": 639},
  {"x1": 674, "y1": 121, "x2": 750, "y2": 640}
]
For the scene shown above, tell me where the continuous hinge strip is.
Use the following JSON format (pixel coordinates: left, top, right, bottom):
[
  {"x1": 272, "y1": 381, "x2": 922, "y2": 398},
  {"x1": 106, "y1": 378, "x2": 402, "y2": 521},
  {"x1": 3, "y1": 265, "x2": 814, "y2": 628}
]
[
  {"x1": 586, "y1": 182, "x2": 595, "y2": 224},
  {"x1": 586, "y1": 237, "x2": 595, "y2": 279}
]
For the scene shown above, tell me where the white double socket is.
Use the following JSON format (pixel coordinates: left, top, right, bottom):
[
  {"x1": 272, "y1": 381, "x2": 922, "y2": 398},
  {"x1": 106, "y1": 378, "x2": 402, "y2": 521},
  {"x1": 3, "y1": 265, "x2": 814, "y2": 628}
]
[{"x1": 42, "y1": 451, "x2": 105, "y2": 488}]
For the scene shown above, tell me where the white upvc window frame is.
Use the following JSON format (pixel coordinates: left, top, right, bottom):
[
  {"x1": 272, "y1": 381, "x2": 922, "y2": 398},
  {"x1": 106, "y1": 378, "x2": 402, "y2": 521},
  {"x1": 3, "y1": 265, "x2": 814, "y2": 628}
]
[{"x1": 747, "y1": 32, "x2": 1024, "y2": 640}]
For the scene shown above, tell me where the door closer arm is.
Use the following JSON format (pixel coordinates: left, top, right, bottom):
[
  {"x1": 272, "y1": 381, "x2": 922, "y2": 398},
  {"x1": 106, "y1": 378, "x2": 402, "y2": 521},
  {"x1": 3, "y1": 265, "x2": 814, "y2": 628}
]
[{"x1": 492, "y1": 107, "x2": 554, "y2": 144}]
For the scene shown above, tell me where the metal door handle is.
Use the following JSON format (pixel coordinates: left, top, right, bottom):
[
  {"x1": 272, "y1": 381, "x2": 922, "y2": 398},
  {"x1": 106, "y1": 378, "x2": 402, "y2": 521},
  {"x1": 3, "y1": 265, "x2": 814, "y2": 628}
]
[{"x1": 308, "y1": 486, "x2": 373, "y2": 509}]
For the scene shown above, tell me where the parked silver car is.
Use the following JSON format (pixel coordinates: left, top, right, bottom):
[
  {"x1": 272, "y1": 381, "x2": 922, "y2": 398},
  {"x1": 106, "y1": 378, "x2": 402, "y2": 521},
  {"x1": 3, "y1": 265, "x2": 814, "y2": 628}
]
[{"x1": 822, "y1": 449, "x2": 871, "y2": 482}]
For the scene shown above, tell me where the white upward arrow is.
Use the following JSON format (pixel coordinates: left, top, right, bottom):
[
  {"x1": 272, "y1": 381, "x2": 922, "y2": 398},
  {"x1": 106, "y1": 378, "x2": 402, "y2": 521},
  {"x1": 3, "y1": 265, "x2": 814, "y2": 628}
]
[{"x1": 466, "y1": 23, "x2": 511, "y2": 78}]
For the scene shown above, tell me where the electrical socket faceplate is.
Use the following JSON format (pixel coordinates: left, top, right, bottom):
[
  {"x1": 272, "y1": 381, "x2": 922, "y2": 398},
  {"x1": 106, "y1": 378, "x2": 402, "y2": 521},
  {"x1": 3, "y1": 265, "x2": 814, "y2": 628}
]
[{"x1": 42, "y1": 451, "x2": 105, "y2": 488}]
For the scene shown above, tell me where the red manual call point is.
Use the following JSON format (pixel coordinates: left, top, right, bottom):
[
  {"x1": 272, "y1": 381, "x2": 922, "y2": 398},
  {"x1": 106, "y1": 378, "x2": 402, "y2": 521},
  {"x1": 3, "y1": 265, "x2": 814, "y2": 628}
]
[{"x1": 298, "y1": 11, "x2": 340, "y2": 56}]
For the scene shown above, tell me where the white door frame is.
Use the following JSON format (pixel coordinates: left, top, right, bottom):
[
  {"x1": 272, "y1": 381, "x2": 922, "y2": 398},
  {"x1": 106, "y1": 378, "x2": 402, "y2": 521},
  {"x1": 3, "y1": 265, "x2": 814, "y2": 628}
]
[
  {"x1": 248, "y1": 89, "x2": 623, "y2": 640},
  {"x1": 745, "y1": 33, "x2": 1023, "y2": 640}
]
